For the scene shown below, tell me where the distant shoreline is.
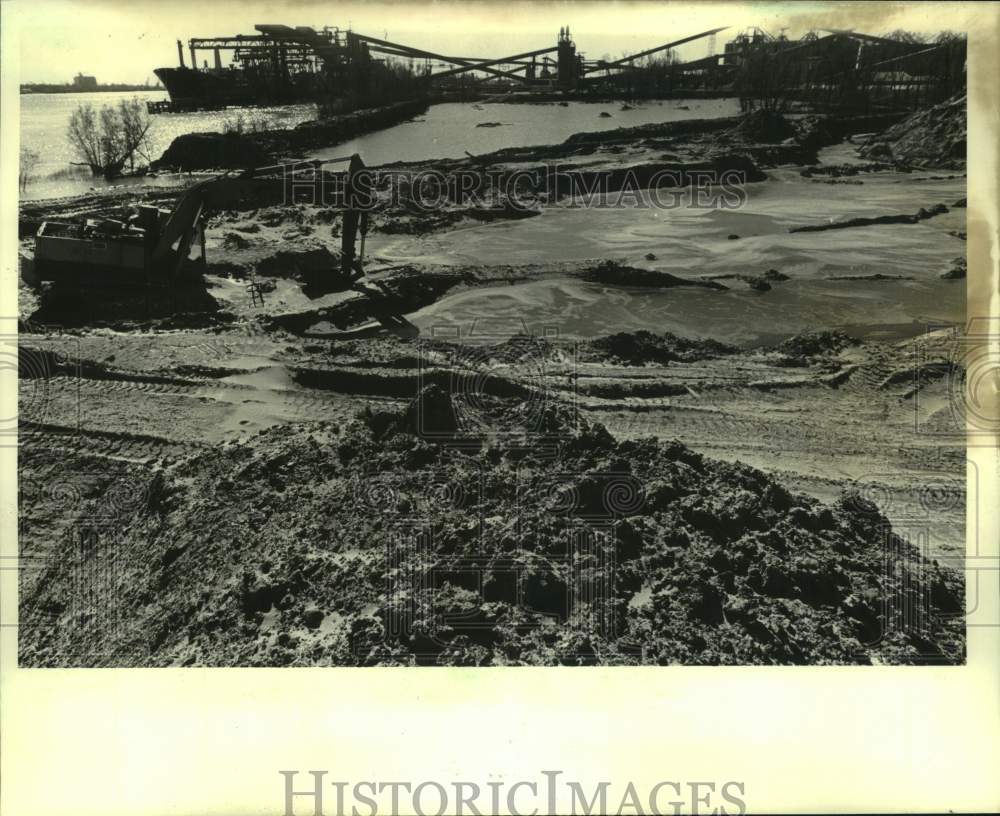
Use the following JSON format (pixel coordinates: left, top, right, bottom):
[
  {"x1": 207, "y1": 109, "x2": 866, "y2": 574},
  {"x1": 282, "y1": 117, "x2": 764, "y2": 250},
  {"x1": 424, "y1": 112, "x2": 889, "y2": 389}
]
[{"x1": 20, "y1": 85, "x2": 165, "y2": 94}]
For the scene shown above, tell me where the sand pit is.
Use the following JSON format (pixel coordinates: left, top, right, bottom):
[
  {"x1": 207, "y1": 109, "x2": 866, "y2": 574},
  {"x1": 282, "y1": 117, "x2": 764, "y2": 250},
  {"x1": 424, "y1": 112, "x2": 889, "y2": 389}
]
[{"x1": 16, "y1": 103, "x2": 968, "y2": 668}]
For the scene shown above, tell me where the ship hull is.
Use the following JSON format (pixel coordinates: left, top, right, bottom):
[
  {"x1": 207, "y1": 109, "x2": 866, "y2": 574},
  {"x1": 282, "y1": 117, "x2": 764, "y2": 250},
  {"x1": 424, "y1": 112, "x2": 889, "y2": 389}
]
[{"x1": 154, "y1": 66, "x2": 320, "y2": 110}]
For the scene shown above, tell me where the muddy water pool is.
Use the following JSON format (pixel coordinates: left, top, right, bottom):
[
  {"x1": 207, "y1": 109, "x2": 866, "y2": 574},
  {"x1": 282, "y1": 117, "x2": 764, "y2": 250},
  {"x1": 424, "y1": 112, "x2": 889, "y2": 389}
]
[{"x1": 375, "y1": 170, "x2": 966, "y2": 345}]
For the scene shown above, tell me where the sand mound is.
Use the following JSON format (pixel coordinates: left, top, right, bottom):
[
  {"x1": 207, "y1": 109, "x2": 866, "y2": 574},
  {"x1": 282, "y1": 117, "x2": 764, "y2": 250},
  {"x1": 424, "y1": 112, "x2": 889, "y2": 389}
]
[
  {"x1": 859, "y1": 94, "x2": 966, "y2": 168},
  {"x1": 582, "y1": 261, "x2": 727, "y2": 290},
  {"x1": 775, "y1": 330, "x2": 858, "y2": 358},
  {"x1": 151, "y1": 132, "x2": 272, "y2": 172},
  {"x1": 729, "y1": 109, "x2": 797, "y2": 143},
  {"x1": 19, "y1": 394, "x2": 963, "y2": 667},
  {"x1": 255, "y1": 247, "x2": 339, "y2": 281},
  {"x1": 586, "y1": 331, "x2": 736, "y2": 366}
]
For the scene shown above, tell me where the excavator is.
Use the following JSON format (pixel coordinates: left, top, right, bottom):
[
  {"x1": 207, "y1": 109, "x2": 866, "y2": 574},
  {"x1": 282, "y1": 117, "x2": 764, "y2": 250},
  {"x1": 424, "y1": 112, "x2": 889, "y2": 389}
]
[{"x1": 33, "y1": 154, "x2": 372, "y2": 292}]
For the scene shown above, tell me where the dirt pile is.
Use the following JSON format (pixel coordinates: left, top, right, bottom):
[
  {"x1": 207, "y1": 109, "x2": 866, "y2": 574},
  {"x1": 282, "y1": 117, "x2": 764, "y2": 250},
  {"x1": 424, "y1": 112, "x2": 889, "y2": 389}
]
[
  {"x1": 19, "y1": 390, "x2": 963, "y2": 667},
  {"x1": 585, "y1": 331, "x2": 736, "y2": 366},
  {"x1": 375, "y1": 204, "x2": 540, "y2": 236},
  {"x1": 859, "y1": 94, "x2": 966, "y2": 168},
  {"x1": 793, "y1": 115, "x2": 838, "y2": 153},
  {"x1": 941, "y1": 256, "x2": 966, "y2": 279},
  {"x1": 377, "y1": 383, "x2": 461, "y2": 438},
  {"x1": 25, "y1": 281, "x2": 230, "y2": 331},
  {"x1": 563, "y1": 116, "x2": 738, "y2": 146},
  {"x1": 263, "y1": 267, "x2": 464, "y2": 334},
  {"x1": 581, "y1": 260, "x2": 727, "y2": 290},
  {"x1": 800, "y1": 162, "x2": 903, "y2": 178},
  {"x1": 151, "y1": 100, "x2": 429, "y2": 172},
  {"x1": 255, "y1": 246, "x2": 340, "y2": 281},
  {"x1": 728, "y1": 109, "x2": 796, "y2": 143},
  {"x1": 774, "y1": 330, "x2": 858, "y2": 358},
  {"x1": 150, "y1": 132, "x2": 272, "y2": 172},
  {"x1": 258, "y1": 99, "x2": 429, "y2": 153},
  {"x1": 708, "y1": 269, "x2": 789, "y2": 291},
  {"x1": 792, "y1": 112, "x2": 905, "y2": 151},
  {"x1": 790, "y1": 203, "x2": 948, "y2": 233}
]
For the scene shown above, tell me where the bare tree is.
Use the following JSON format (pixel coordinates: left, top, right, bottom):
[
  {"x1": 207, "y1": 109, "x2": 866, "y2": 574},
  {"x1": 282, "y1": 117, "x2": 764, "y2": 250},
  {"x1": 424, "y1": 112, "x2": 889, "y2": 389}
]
[
  {"x1": 67, "y1": 103, "x2": 101, "y2": 172},
  {"x1": 19, "y1": 147, "x2": 40, "y2": 193},
  {"x1": 933, "y1": 31, "x2": 964, "y2": 45},
  {"x1": 118, "y1": 97, "x2": 154, "y2": 170},
  {"x1": 67, "y1": 97, "x2": 154, "y2": 179},
  {"x1": 884, "y1": 29, "x2": 926, "y2": 44},
  {"x1": 736, "y1": 42, "x2": 796, "y2": 112}
]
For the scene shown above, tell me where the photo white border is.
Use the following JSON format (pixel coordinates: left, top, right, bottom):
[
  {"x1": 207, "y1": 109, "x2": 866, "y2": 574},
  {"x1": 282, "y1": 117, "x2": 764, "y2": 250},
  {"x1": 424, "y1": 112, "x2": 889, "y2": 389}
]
[{"x1": 1, "y1": 3, "x2": 997, "y2": 814}]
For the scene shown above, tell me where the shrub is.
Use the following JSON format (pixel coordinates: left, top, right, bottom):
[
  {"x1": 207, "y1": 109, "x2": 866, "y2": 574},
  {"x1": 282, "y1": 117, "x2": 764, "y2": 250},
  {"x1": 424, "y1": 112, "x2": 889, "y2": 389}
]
[
  {"x1": 66, "y1": 97, "x2": 153, "y2": 178},
  {"x1": 19, "y1": 146, "x2": 39, "y2": 192}
]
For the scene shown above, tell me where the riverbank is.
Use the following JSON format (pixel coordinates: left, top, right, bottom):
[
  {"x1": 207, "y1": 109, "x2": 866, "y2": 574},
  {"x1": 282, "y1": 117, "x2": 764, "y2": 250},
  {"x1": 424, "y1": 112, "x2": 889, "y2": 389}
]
[
  {"x1": 151, "y1": 98, "x2": 431, "y2": 171},
  {"x1": 21, "y1": 84, "x2": 164, "y2": 94},
  {"x1": 18, "y1": 90, "x2": 315, "y2": 201}
]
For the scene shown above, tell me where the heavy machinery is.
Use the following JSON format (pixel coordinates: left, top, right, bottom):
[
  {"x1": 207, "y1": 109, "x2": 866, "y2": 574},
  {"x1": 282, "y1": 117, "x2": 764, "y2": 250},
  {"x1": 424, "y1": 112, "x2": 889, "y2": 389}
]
[{"x1": 33, "y1": 155, "x2": 371, "y2": 291}]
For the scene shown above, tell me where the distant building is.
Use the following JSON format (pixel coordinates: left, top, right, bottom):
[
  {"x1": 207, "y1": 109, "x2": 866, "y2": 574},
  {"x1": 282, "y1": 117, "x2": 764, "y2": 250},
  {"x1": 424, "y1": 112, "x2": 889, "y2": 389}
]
[{"x1": 73, "y1": 73, "x2": 98, "y2": 90}]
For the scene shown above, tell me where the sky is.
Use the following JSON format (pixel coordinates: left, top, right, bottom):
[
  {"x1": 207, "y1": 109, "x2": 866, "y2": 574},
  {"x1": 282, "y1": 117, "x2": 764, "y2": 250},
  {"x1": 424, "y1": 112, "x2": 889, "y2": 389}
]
[{"x1": 10, "y1": 0, "x2": 973, "y2": 84}]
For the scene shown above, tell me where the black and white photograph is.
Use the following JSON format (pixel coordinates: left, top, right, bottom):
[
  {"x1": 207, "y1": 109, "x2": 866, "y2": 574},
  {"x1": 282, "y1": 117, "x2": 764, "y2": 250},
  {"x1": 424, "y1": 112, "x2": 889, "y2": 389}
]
[{"x1": 10, "y1": 0, "x2": 980, "y2": 673}]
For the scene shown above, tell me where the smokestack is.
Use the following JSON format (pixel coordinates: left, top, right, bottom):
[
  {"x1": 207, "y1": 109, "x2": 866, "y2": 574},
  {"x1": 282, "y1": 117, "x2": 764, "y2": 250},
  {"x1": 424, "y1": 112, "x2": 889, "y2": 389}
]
[{"x1": 177, "y1": 39, "x2": 185, "y2": 68}]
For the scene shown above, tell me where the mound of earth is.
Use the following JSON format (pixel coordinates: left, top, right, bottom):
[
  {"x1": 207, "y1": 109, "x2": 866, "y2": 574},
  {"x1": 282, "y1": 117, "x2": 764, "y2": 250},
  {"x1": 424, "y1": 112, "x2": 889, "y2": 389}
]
[
  {"x1": 370, "y1": 383, "x2": 461, "y2": 439},
  {"x1": 150, "y1": 132, "x2": 272, "y2": 172},
  {"x1": 789, "y1": 203, "x2": 948, "y2": 233},
  {"x1": 709, "y1": 269, "x2": 789, "y2": 291},
  {"x1": 19, "y1": 390, "x2": 963, "y2": 667},
  {"x1": 859, "y1": 94, "x2": 966, "y2": 169},
  {"x1": 800, "y1": 162, "x2": 902, "y2": 178},
  {"x1": 729, "y1": 109, "x2": 796, "y2": 143},
  {"x1": 585, "y1": 331, "x2": 736, "y2": 366},
  {"x1": 25, "y1": 280, "x2": 230, "y2": 331},
  {"x1": 581, "y1": 260, "x2": 727, "y2": 290},
  {"x1": 793, "y1": 115, "x2": 839, "y2": 153},
  {"x1": 775, "y1": 330, "x2": 858, "y2": 358},
  {"x1": 263, "y1": 267, "x2": 463, "y2": 334},
  {"x1": 255, "y1": 246, "x2": 340, "y2": 281},
  {"x1": 941, "y1": 256, "x2": 966, "y2": 279}
]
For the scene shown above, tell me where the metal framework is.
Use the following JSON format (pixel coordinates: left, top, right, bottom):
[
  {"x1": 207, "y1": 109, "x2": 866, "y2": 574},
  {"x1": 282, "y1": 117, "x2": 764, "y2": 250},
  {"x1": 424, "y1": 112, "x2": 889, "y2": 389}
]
[
  {"x1": 583, "y1": 26, "x2": 729, "y2": 73},
  {"x1": 160, "y1": 23, "x2": 962, "y2": 113},
  {"x1": 351, "y1": 33, "x2": 547, "y2": 84}
]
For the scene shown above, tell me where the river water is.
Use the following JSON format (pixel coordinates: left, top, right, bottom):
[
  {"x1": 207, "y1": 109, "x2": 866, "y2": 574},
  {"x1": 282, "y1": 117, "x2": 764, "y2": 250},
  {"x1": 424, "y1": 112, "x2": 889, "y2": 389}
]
[
  {"x1": 19, "y1": 93, "x2": 737, "y2": 200},
  {"x1": 312, "y1": 98, "x2": 740, "y2": 165},
  {"x1": 19, "y1": 91, "x2": 315, "y2": 201}
]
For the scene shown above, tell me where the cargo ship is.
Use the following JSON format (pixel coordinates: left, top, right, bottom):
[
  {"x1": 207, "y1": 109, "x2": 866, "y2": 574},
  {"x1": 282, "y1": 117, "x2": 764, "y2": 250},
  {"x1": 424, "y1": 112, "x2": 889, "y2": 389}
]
[{"x1": 153, "y1": 24, "x2": 371, "y2": 111}]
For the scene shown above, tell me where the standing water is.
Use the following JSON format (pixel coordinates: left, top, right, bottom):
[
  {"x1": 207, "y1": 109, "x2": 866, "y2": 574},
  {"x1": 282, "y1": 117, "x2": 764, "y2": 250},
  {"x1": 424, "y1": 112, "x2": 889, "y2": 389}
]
[{"x1": 313, "y1": 98, "x2": 741, "y2": 165}]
